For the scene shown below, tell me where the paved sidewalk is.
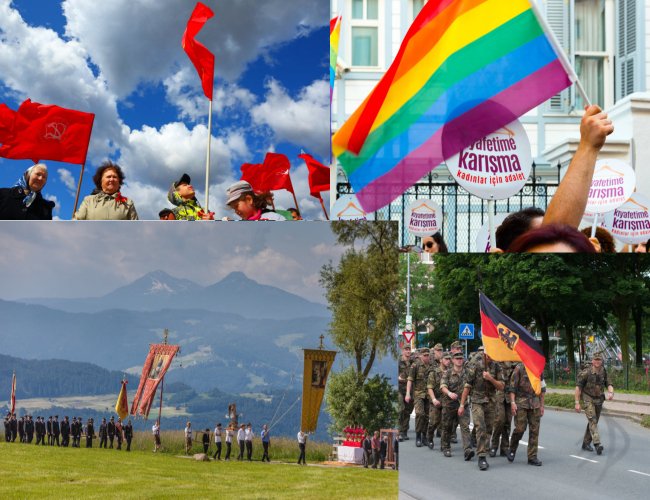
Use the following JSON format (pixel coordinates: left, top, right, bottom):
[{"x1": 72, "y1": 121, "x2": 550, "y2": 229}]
[{"x1": 547, "y1": 387, "x2": 650, "y2": 418}]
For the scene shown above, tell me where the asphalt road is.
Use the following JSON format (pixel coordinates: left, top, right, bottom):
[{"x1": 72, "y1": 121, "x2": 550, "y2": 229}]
[{"x1": 399, "y1": 408, "x2": 650, "y2": 500}]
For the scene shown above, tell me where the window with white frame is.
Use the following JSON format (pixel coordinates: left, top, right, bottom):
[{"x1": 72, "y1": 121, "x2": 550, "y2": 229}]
[
  {"x1": 351, "y1": 0, "x2": 380, "y2": 67},
  {"x1": 546, "y1": 0, "x2": 615, "y2": 112}
]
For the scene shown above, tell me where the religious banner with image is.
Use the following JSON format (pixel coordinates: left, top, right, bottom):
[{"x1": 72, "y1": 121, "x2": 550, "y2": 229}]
[
  {"x1": 301, "y1": 348, "x2": 337, "y2": 433},
  {"x1": 130, "y1": 343, "x2": 180, "y2": 418}
]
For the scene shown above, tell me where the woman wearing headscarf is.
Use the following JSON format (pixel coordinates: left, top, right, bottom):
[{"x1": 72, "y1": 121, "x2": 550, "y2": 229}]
[
  {"x1": 0, "y1": 163, "x2": 54, "y2": 219},
  {"x1": 74, "y1": 161, "x2": 138, "y2": 220}
]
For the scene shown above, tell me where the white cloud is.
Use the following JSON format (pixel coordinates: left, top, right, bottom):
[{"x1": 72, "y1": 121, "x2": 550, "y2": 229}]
[
  {"x1": 164, "y1": 68, "x2": 256, "y2": 123},
  {"x1": 251, "y1": 79, "x2": 329, "y2": 158},
  {"x1": 58, "y1": 168, "x2": 76, "y2": 191},
  {"x1": 63, "y1": 0, "x2": 328, "y2": 98}
]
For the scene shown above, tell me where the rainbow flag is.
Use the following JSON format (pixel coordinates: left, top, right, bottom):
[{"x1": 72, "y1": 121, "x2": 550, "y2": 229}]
[
  {"x1": 330, "y1": 15, "x2": 342, "y2": 102},
  {"x1": 332, "y1": 0, "x2": 575, "y2": 213}
]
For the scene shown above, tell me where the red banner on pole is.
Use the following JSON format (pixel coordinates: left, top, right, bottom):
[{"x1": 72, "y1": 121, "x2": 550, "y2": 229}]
[{"x1": 130, "y1": 344, "x2": 179, "y2": 418}]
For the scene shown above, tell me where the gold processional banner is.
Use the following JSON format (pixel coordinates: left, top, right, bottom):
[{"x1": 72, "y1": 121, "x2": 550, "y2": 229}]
[
  {"x1": 130, "y1": 343, "x2": 179, "y2": 418},
  {"x1": 301, "y1": 348, "x2": 336, "y2": 433}
]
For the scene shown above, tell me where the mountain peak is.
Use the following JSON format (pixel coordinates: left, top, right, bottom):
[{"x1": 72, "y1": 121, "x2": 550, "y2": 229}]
[{"x1": 220, "y1": 271, "x2": 253, "y2": 283}]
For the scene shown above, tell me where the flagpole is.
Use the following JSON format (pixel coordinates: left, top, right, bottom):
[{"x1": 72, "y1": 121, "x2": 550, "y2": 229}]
[
  {"x1": 487, "y1": 199, "x2": 496, "y2": 251},
  {"x1": 204, "y1": 99, "x2": 213, "y2": 212},
  {"x1": 319, "y1": 197, "x2": 330, "y2": 220},
  {"x1": 72, "y1": 162, "x2": 86, "y2": 219},
  {"x1": 290, "y1": 191, "x2": 300, "y2": 215},
  {"x1": 528, "y1": 0, "x2": 591, "y2": 107}
]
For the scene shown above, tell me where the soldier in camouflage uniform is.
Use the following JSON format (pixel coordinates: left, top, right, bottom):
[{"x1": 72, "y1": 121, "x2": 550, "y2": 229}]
[
  {"x1": 431, "y1": 343, "x2": 443, "y2": 369},
  {"x1": 460, "y1": 353, "x2": 504, "y2": 470},
  {"x1": 425, "y1": 350, "x2": 448, "y2": 449},
  {"x1": 575, "y1": 351, "x2": 614, "y2": 455},
  {"x1": 507, "y1": 362, "x2": 544, "y2": 466},
  {"x1": 440, "y1": 352, "x2": 473, "y2": 460},
  {"x1": 398, "y1": 344, "x2": 414, "y2": 441},
  {"x1": 449, "y1": 341, "x2": 464, "y2": 443},
  {"x1": 406, "y1": 349, "x2": 432, "y2": 447},
  {"x1": 490, "y1": 361, "x2": 516, "y2": 457}
]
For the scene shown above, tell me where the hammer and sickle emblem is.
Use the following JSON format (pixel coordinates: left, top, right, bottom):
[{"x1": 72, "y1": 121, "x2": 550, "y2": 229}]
[
  {"x1": 497, "y1": 323, "x2": 519, "y2": 350},
  {"x1": 44, "y1": 122, "x2": 67, "y2": 141}
]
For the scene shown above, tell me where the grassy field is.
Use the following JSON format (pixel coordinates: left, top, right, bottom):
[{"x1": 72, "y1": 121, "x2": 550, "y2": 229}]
[{"x1": 0, "y1": 438, "x2": 397, "y2": 500}]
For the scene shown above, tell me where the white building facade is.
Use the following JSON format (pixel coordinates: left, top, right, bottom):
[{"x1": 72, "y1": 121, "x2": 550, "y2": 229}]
[{"x1": 331, "y1": 0, "x2": 649, "y2": 250}]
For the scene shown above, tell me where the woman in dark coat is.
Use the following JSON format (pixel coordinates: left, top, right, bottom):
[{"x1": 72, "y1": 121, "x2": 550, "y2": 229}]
[{"x1": 0, "y1": 163, "x2": 54, "y2": 219}]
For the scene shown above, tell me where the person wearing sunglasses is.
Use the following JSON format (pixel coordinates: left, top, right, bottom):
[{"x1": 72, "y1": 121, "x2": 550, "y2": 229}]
[{"x1": 422, "y1": 232, "x2": 448, "y2": 254}]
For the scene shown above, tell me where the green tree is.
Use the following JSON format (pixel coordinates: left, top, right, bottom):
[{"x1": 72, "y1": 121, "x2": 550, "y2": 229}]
[
  {"x1": 325, "y1": 367, "x2": 397, "y2": 434},
  {"x1": 321, "y1": 221, "x2": 399, "y2": 380}
]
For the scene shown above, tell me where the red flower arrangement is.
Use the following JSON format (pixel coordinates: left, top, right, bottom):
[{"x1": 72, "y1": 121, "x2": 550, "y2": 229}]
[
  {"x1": 342, "y1": 426, "x2": 365, "y2": 447},
  {"x1": 114, "y1": 192, "x2": 128, "y2": 205}
]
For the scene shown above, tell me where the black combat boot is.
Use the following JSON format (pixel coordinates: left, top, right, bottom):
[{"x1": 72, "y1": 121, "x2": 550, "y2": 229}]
[
  {"x1": 581, "y1": 443, "x2": 594, "y2": 452},
  {"x1": 489, "y1": 447, "x2": 497, "y2": 457},
  {"x1": 415, "y1": 432, "x2": 422, "y2": 447},
  {"x1": 507, "y1": 449, "x2": 516, "y2": 462},
  {"x1": 595, "y1": 444, "x2": 603, "y2": 455},
  {"x1": 464, "y1": 449, "x2": 475, "y2": 461},
  {"x1": 478, "y1": 457, "x2": 489, "y2": 470},
  {"x1": 528, "y1": 457, "x2": 542, "y2": 466}
]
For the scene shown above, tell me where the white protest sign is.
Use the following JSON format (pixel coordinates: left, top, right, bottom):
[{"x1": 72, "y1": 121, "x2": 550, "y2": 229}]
[
  {"x1": 475, "y1": 213, "x2": 509, "y2": 252},
  {"x1": 603, "y1": 192, "x2": 650, "y2": 244},
  {"x1": 447, "y1": 119, "x2": 532, "y2": 200},
  {"x1": 406, "y1": 199, "x2": 442, "y2": 237},
  {"x1": 332, "y1": 194, "x2": 376, "y2": 221},
  {"x1": 586, "y1": 159, "x2": 635, "y2": 214}
]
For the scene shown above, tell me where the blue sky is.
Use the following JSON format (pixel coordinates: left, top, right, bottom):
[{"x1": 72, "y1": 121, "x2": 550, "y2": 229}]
[{"x1": 0, "y1": 0, "x2": 330, "y2": 220}]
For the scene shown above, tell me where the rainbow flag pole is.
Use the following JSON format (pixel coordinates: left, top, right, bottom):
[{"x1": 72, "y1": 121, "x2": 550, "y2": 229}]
[{"x1": 333, "y1": 0, "x2": 587, "y2": 213}]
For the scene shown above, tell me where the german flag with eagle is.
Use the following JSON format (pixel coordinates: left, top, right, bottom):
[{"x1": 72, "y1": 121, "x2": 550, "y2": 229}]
[{"x1": 479, "y1": 292, "x2": 545, "y2": 394}]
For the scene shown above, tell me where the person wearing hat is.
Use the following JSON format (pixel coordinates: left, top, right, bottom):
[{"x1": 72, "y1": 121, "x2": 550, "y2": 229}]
[
  {"x1": 107, "y1": 416, "x2": 116, "y2": 448},
  {"x1": 167, "y1": 173, "x2": 213, "y2": 220},
  {"x1": 490, "y1": 361, "x2": 517, "y2": 457},
  {"x1": 575, "y1": 351, "x2": 614, "y2": 455},
  {"x1": 406, "y1": 348, "x2": 432, "y2": 447},
  {"x1": 425, "y1": 349, "x2": 446, "y2": 450},
  {"x1": 225, "y1": 180, "x2": 287, "y2": 221},
  {"x1": 459, "y1": 353, "x2": 504, "y2": 470},
  {"x1": 431, "y1": 344, "x2": 444, "y2": 369},
  {"x1": 507, "y1": 362, "x2": 545, "y2": 466},
  {"x1": 440, "y1": 352, "x2": 473, "y2": 460},
  {"x1": 398, "y1": 343, "x2": 414, "y2": 441},
  {"x1": 75, "y1": 161, "x2": 138, "y2": 220},
  {"x1": 124, "y1": 419, "x2": 133, "y2": 451}
]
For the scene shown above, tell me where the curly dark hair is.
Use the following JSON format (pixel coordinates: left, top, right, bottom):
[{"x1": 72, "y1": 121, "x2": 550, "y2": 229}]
[
  {"x1": 580, "y1": 226, "x2": 616, "y2": 253},
  {"x1": 92, "y1": 161, "x2": 125, "y2": 190}
]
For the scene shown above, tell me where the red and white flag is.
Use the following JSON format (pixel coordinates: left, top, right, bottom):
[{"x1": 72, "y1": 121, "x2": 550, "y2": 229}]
[
  {"x1": 10, "y1": 372, "x2": 16, "y2": 415},
  {"x1": 240, "y1": 152, "x2": 295, "y2": 193}
]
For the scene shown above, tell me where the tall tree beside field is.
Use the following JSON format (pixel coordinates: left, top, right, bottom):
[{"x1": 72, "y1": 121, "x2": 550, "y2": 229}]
[{"x1": 320, "y1": 221, "x2": 399, "y2": 380}]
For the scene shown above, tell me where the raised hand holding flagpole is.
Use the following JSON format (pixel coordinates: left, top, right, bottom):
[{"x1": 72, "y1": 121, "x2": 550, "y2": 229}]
[{"x1": 182, "y1": 2, "x2": 215, "y2": 212}]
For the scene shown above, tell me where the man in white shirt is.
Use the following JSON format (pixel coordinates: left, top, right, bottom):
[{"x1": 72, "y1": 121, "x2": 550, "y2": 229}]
[
  {"x1": 297, "y1": 430, "x2": 307, "y2": 465},
  {"x1": 237, "y1": 424, "x2": 246, "y2": 460},
  {"x1": 213, "y1": 423, "x2": 222, "y2": 460},
  {"x1": 245, "y1": 423, "x2": 254, "y2": 461},
  {"x1": 184, "y1": 421, "x2": 192, "y2": 455},
  {"x1": 225, "y1": 425, "x2": 234, "y2": 461},
  {"x1": 152, "y1": 421, "x2": 161, "y2": 452}
]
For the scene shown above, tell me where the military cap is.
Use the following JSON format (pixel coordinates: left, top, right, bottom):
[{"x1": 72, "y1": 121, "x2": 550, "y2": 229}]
[
  {"x1": 433, "y1": 343, "x2": 443, "y2": 351},
  {"x1": 450, "y1": 341, "x2": 462, "y2": 350},
  {"x1": 477, "y1": 345, "x2": 484, "y2": 352},
  {"x1": 452, "y1": 352, "x2": 464, "y2": 359},
  {"x1": 420, "y1": 348, "x2": 431, "y2": 355},
  {"x1": 402, "y1": 343, "x2": 411, "y2": 350},
  {"x1": 443, "y1": 351, "x2": 452, "y2": 360},
  {"x1": 592, "y1": 351, "x2": 603, "y2": 360}
]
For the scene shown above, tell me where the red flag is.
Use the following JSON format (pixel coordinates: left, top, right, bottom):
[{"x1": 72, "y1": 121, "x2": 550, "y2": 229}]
[
  {"x1": 182, "y1": 2, "x2": 215, "y2": 100},
  {"x1": 0, "y1": 99, "x2": 94, "y2": 164},
  {"x1": 299, "y1": 153, "x2": 330, "y2": 199},
  {"x1": 130, "y1": 343, "x2": 179, "y2": 418},
  {"x1": 240, "y1": 152, "x2": 294, "y2": 193},
  {"x1": 0, "y1": 103, "x2": 16, "y2": 143},
  {"x1": 10, "y1": 372, "x2": 16, "y2": 415}
]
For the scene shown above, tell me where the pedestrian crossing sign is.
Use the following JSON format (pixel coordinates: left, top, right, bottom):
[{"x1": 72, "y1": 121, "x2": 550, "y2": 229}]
[{"x1": 458, "y1": 323, "x2": 475, "y2": 340}]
